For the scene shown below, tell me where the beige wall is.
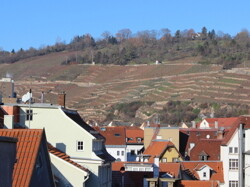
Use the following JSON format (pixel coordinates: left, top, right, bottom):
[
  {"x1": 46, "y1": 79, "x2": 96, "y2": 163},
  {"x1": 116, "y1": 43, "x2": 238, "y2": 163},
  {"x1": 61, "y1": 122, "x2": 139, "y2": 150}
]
[
  {"x1": 19, "y1": 106, "x2": 97, "y2": 159},
  {"x1": 144, "y1": 127, "x2": 179, "y2": 150},
  {"x1": 50, "y1": 153, "x2": 89, "y2": 187}
]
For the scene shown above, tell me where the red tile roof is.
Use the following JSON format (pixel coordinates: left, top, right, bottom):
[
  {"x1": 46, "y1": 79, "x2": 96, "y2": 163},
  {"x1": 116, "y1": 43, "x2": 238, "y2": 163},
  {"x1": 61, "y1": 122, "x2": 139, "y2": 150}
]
[
  {"x1": 159, "y1": 163, "x2": 180, "y2": 178},
  {"x1": 180, "y1": 128, "x2": 227, "y2": 160},
  {"x1": 197, "y1": 117, "x2": 239, "y2": 129},
  {"x1": 143, "y1": 140, "x2": 177, "y2": 162},
  {"x1": 219, "y1": 116, "x2": 250, "y2": 146},
  {"x1": 112, "y1": 161, "x2": 126, "y2": 171},
  {"x1": 48, "y1": 144, "x2": 89, "y2": 172},
  {"x1": 93, "y1": 126, "x2": 126, "y2": 145},
  {"x1": 0, "y1": 129, "x2": 43, "y2": 187},
  {"x1": 143, "y1": 140, "x2": 173, "y2": 156},
  {"x1": 189, "y1": 139, "x2": 222, "y2": 160},
  {"x1": 125, "y1": 127, "x2": 144, "y2": 144},
  {"x1": 177, "y1": 180, "x2": 219, "y2": 187},
  {"x1": 112, "y1": 161, "x2": 181, "y2": 178},
  {"x1": 181, "y1": 161, "x2": 224, "y2": 183}
]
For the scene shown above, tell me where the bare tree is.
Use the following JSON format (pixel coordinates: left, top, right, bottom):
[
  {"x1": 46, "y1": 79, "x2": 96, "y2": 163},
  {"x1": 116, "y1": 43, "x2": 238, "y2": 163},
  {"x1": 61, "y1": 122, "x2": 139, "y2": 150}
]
[
  {"x1": 116, "y1": 28, "x2": 132, "y2": 42},
  {"x1": 101, "y1": 31, "x2": 112, "y2": 41}
]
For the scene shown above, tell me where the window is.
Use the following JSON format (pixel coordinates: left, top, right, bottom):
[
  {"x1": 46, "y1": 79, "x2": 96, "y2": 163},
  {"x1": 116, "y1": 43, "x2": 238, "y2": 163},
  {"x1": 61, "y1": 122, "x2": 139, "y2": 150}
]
[
  {"x1": 229, "y1": 159, "x2": 238, "y2": 170},
  {"x1": 162, "y1": 158, "x2": 167, "y2": 162},
  {"x1": 77, "y1": 141, "x2": 84, "y2": 151},
  {"x1": 131, "y1": 150, "x2": 135, "y2": 155},
  {"x1": 26, "y1": 110, "x2": 33, "y2": 121},
  {"x1": 229, "y1": 147, "x2": 239, "y2": 154},
  {"x1": 121, "y1": 151, "x2": 124, "y2": 156},
  {"x1": 229, "y1": 180, "x2": 238, "y2": 187},
  {"x1": 200, "y1": 155, "x2": 207, "y2": 161},
  {"x1": 172, "y1": 158, "x2": 179, "y2": 162},
  {"x1": 203, "y1": 172, "x2": 206, "y2": 177},
  {"x1": 137, "y1": 138, "x2": 142, "y2": 143},
  {"x1": 156, "y1": 135, "x2": 162, "y2": 139},
  {"x1": 117, "y1": 151, "x2": 120, "y2": 156},
  {"x1": 93, "y1": 140, "x2": 102, "y2": 151}
]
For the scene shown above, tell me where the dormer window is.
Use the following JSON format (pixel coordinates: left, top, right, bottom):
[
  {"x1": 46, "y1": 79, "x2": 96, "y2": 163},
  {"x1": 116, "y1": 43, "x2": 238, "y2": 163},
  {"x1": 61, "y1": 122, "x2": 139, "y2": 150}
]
[
  {"x1": 200, "y1": 155, "x2": 207, "y2": 161},
  {"x1": 100, "y1": 127, "x2": 106, "y2": 131},
  {"x1": 203, "y1": 172, "x2": 206, "y2": 177},
  {"x1": 199, "y1": 151, "x2": 208, "y2": 161},
  {"x1": 137, "y1": 138, "x2": 142, "y2": 143}
]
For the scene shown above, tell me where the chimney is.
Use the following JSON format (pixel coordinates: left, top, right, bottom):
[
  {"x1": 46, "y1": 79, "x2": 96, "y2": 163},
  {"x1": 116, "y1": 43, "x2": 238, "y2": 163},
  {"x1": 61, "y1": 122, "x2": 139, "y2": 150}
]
[
  {"x1": 217, "y1": 129, "x2": 224, "y2": 139},
  {"x1": 215, "y1": 121, "x2": 218, "y2": 129},
  {"x1": 58, "y1": 92, "x2": 66, "y2": 108},
  {"x1": 41, "y1": 91, "x2": 44, "y2": 103},
  {"x1": 153, "y1": 157, "x2": 159, "y2": 178},
  {"x1": 4, "y1": 115, "x2": 14, "y2": 129},
  {"x1": 191, "y1": 121, "x2": 196, "y2": 128}
]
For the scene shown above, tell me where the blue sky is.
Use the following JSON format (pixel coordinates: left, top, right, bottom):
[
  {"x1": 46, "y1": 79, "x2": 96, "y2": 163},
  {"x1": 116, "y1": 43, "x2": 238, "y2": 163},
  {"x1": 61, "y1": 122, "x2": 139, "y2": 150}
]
[{"x1": 1, "y1": 0, "x2": 249, "y2": 51}]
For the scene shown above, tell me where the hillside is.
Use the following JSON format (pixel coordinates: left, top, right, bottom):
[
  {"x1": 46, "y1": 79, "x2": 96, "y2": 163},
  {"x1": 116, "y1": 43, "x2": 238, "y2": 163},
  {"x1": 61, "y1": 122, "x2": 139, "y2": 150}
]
[{"x1": 1, "y1": 52, "x2": 250, "y2": 124}]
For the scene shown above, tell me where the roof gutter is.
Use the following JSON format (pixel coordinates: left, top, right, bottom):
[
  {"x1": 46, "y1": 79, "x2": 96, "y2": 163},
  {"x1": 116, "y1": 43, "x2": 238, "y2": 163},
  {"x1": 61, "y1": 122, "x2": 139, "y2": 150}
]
[
  {"x1": 82, "y1": 174, "x2": 89, "y2": 185},
  {"x1": 71, "y1": 156, "x2": 103, "y2": 162}
]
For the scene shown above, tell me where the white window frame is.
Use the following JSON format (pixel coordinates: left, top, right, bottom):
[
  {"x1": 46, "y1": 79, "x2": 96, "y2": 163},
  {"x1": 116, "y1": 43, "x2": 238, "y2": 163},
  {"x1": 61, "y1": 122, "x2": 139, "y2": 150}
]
[
  {"x1": 26, "y1": 109, "x2": 33, "y2": 121},
  {"x1": 117, "y1": 150, "x2": 120, "y2": 156},
  {"x1": 229, "y1": 159, "x2": 238, "y2": 170},
  {"x1": 229, "y1": 147, "x2": 233, "y2": 154},
  {"x1": 229, "y1": 180, "x2": 238, "y2": 187},
  {"x1": 77, "y1": 141, "x2": 84, "y2": 151},
  {"x1": 203, "y1": 172, "x2": 206, "y2": 177}
]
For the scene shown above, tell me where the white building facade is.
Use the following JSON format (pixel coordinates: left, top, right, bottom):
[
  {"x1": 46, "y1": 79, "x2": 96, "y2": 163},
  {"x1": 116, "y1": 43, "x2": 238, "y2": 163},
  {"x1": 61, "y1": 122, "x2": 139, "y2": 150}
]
[
  {"x1": 2, "y1": 103, "x2": 114, "y2": 187},
  {"x1": 220, "y1": 128, "x2": 239, "y2": 187}
]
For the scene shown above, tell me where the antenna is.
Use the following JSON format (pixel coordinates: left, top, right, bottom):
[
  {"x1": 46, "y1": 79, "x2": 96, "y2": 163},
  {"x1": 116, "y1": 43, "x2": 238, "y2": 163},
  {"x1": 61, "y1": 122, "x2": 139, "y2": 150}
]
[{"x1": 28, "y1": 89, "x2": 32, "y2": 128}]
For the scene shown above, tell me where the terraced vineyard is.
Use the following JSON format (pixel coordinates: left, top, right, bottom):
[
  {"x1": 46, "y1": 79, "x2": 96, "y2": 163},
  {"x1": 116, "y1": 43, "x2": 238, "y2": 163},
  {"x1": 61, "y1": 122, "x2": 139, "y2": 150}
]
[{"x1": 10, "y1": 62, "x2": 250, "y2": 122}]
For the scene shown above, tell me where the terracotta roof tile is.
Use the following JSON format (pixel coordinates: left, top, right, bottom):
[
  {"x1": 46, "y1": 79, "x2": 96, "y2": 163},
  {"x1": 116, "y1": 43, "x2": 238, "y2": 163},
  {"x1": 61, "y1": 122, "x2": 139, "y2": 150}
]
[
  {"x1": 112, "y1": 161, "x2": 181, "y2": 178},
  {"x1": 181, "y1": 161, "x2": 224, "y2": 183},
  {"x1": 0, "y1": 129, "x2": 43, "y2": 187},
  {"x1": 159, "y1": 163, "x2": 180, "y2": 178},
  {"x1": 190, "y1": 139, "x2": 222, "y2": 160},
  {"x1": 177, "y1": 180, "x2": 219, "y2": 187},
  {"x1": 94, "y1": 126, "x2": 126, "y2": 145},
  {"x1": 143, "y1": 140, "x2": 173, "y2": 156},
  {"x1": 180, "y1": 128, "x2": 227, "y2": 160},
  {"x1": 48, "y1": 144, "x2": 89, "y2": 172},
  {"x1": 125, "y1": 127, "x2": 144, "y2": 144},
  {"x1": 143, "y1": 140, "x2": 176, "y2": 162},
  {"x1": 197, "y1": 117, "x2": 239, "y2": 129}
]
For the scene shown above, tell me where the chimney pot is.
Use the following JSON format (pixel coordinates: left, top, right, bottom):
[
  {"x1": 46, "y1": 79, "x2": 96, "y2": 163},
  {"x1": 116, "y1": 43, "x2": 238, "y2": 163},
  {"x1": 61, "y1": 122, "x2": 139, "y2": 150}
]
[{"x1": 58, "y1": 92, "x2": 66, "y2": 108}]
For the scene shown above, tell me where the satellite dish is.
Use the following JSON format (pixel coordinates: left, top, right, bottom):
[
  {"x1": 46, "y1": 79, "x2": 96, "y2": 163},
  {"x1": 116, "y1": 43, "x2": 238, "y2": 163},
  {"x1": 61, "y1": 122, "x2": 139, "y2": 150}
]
[
  {"x1": 22, "y1": 92, "x2": 32, "y2": 103},
  {"x1": 206, "y1": 134, "x2": 210, "y2": 139}
]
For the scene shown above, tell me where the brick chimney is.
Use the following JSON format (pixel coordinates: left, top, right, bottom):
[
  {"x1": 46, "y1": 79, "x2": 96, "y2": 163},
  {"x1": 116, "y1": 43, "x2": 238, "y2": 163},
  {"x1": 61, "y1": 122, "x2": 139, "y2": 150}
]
[
  {"x1": 217, "y1": 129, "x2": 224, "y2": 139},
  {"x1": 58, "y1": 92, "x2": 66, "y2": 108},
  {"x1": 191, "y1": 121, "x2": 196, "y2": 128}
]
